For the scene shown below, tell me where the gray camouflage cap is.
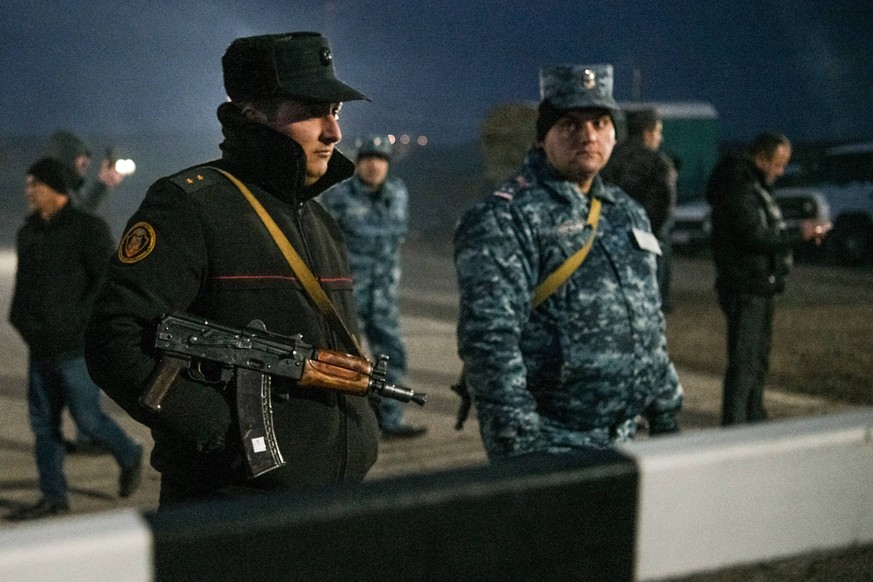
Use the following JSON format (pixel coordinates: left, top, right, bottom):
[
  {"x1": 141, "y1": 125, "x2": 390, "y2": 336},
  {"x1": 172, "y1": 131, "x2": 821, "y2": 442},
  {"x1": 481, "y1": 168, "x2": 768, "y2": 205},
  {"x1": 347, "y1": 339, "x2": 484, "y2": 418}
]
[{"x1": 539, "y1": 64, "x2": 618, "y2": 111}]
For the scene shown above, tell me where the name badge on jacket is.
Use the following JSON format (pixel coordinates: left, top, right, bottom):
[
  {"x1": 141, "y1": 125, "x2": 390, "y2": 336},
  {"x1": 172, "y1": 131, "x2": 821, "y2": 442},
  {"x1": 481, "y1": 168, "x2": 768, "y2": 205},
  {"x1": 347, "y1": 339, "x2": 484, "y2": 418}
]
[{"x1": 632, "y1": 228, "x2": 662, "y2": 256}]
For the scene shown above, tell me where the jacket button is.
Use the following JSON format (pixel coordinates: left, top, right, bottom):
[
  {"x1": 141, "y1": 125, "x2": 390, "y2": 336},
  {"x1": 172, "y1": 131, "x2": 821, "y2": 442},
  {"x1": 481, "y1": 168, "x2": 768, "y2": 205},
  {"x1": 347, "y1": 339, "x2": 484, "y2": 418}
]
[{"x1": 768, "y1": 275, "x2": 776, "y2": 284}]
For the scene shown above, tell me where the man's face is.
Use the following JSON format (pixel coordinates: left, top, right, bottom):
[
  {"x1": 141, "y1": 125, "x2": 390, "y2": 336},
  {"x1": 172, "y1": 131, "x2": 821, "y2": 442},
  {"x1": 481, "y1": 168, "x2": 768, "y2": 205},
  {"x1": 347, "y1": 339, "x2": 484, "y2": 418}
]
[
  {"x1": 262, "y1": 100, "x2": 343, "y2": 187},
  {"x1": 24, "y1": 175, "x2": 62, "y2": 213},
  {"x1": 356, "y1": 155, "x2": 389, "y2": 189},
  {"x1": 642, "y1": 120, "x2": 664, "y2": 151},
  {"x1": 541, "y1": 109, "x2": 616, "y2": 188},
  {"x1": 754, "y1": 143, "x2": 792, "y2": 185},
  {"x1": 74, "y1": 154, "x2": 91, "y2": 177}
]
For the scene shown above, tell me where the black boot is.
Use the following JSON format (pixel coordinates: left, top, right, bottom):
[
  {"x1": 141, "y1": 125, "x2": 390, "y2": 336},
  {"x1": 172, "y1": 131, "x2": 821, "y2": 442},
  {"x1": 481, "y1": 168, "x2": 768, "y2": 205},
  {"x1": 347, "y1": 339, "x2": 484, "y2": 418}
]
[{"x1": 5, "y1": 499, "x2": 70, "y2": 521}]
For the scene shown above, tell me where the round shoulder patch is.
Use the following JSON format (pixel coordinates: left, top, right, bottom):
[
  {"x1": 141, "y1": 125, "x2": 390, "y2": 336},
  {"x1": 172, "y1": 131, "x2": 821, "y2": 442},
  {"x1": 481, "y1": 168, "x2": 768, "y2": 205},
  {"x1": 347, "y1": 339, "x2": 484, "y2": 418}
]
[{"x1": 118, "y1": 221, "x2": 157, "y2": 264}]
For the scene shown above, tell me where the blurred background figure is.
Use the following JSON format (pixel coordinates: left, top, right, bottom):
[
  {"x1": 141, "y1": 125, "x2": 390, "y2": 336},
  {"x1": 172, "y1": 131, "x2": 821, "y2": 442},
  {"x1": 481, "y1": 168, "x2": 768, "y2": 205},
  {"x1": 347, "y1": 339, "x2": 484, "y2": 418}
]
[
  {"x1": 46, "y1": 130, "x2": 126, "y2": 213},
  {"x1": 320, "y1": 135, "x2": 426, "y2": 439},
  {"x1": 5, "y1": 158, "x2": 142, "y2": 521},
  {"x1": 706, "y1": 131, "x2": 828, "y2": 425},
  {"x1": 604, "y1": 108, "x2": 677, "y2": 311},
  {"x1": 46, "y1": 129, "x2": 128, "y2": 454}
]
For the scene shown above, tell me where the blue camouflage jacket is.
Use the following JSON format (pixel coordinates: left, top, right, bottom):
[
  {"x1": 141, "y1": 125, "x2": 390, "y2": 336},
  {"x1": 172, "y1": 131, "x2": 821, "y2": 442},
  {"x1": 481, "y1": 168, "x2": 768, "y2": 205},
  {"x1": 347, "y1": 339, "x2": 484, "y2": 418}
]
[
  {"x1": 319, "y1": 175, "x2": 408, "y2": 286},
  {"x1": 453, "y1": 146, "x2": 682, "y2": 459}
]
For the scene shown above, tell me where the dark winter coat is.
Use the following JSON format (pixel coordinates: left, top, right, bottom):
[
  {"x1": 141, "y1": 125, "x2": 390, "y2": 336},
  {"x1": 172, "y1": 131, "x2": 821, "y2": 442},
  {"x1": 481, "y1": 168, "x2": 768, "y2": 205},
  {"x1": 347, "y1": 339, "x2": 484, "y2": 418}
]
[
  {"x1": 706, "y1": 154, "x2": 795, "y2": 296},
  {"x1": 10, "y1": 203, "x2": 114, "y2": 361},
  {"x1": 85, "y1": 103, "x2": 379, "y2": 491}
]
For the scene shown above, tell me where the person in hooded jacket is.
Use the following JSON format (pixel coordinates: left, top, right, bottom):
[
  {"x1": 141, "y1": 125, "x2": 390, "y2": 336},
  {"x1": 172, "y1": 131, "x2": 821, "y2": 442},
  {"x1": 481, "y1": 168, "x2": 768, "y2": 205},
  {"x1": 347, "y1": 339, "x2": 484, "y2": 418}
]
[
  {"x1": 706, "y1": 132, "x2": 827, "y2": 425},
  {"x1": 46, "y1": 130, "x2": 125, "y2": 213},
  {"x1": 45, "y1": 130, "x2": 126, "y2": 455},
  {"x1": 85, "y1": 33, "x2": 380, "y2": 506}
]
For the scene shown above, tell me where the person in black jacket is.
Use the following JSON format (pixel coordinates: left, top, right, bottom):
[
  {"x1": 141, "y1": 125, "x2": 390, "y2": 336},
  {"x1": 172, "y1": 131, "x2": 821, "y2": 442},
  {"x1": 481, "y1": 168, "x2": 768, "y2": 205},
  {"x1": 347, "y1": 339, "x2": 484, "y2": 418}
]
[
  {"x1": 706, "y1": 132, "x2": 826, "y2": 425},
  {"x1": 85, "y1": 33, "x2": 380, "y2": 507},
  {"x1": 6, "y1": 158, "x2": 143, "y2": 521},
  {"x1": 603, "y1": 108, "x2": 677, "y2": 310}
]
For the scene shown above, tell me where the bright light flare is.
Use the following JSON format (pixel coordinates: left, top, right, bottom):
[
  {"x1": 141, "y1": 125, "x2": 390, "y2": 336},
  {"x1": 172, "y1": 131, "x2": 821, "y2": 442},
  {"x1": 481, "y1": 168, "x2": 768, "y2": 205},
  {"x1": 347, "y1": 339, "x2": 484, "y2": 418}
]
[{"x1": 114, "y1": 159, "x2": 136, "y2": 176}]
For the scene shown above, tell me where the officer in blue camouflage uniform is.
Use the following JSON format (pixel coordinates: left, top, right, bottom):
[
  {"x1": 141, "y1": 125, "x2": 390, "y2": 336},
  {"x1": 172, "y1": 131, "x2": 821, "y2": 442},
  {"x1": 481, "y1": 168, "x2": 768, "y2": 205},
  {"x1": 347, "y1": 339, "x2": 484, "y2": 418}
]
[
  {"x1": 453, "y1": 64, "x2": 682, "y2": 460},
  {"x1": 320, "y1": 136, "x2": 426, "y2": 438}
]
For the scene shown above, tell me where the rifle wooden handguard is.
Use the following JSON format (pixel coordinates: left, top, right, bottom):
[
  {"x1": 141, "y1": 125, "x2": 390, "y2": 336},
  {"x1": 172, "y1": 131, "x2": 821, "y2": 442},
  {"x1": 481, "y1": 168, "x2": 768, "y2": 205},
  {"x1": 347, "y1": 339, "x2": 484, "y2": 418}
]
[{"x1": 297, "y1": 350, "x2": 373, "y2": 396}]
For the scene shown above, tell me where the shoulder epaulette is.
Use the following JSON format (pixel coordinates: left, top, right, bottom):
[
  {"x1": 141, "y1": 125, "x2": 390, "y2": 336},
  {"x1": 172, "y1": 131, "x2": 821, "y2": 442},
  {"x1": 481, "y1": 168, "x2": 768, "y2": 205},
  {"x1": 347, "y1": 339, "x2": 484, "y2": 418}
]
[
  {"x1": 168, "y1": 167, "x2": 226, "y2": 194},
  {"x1": 491, "y1": 173, "x2": 533, "y2": 202}
]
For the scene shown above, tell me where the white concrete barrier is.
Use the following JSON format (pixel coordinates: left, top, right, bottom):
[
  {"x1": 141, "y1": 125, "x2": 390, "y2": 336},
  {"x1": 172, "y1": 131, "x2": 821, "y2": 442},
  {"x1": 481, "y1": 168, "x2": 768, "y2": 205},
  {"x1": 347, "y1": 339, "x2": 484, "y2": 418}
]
[
  {"x1": 620, "y1": 408, "x2": 873, "y2": 581},
  {"x1": 0, "y1": 510, "x2": 152, "y2": 582}
]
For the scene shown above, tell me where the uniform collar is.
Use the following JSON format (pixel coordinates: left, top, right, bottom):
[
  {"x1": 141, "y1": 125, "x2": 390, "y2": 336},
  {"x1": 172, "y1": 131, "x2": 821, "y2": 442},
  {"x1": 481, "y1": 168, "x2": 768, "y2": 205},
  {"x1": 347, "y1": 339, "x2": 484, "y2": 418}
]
[
  {"x1": 216, "y1": 102, "x2": 354, "y2": 204},
  {"x1": 524, "y1": 145, "x2": 618, "y2": 205}
]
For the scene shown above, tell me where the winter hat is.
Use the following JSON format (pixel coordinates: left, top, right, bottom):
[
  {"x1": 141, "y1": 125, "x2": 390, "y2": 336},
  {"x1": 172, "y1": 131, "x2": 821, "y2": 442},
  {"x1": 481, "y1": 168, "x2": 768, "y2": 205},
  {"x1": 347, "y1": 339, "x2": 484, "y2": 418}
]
[{"x1": 27, "y1": 157, "x2": 72, "y2": 195}]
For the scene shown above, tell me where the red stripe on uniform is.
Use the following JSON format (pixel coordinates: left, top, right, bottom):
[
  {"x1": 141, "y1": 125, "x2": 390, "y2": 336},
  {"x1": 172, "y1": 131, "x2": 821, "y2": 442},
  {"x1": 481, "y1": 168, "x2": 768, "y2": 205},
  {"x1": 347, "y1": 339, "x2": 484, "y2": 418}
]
[{"x1": 210, "y1": 275, "x2": 353, "y2": 283}]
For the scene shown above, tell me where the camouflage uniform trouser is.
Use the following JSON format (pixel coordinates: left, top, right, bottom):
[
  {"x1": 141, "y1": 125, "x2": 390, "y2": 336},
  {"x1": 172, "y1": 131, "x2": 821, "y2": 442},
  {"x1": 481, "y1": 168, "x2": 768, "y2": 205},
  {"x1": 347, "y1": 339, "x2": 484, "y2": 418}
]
[{"x1": 354, "y1": 274, "x2": 407, "y2": 429}]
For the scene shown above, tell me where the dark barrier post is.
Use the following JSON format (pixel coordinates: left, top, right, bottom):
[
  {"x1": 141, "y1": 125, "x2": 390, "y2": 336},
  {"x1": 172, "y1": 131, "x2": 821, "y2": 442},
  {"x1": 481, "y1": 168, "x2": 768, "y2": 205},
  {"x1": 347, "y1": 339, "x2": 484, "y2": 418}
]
[{"x1": 146, "y1": 450, "x2": 638, "y2": 581}]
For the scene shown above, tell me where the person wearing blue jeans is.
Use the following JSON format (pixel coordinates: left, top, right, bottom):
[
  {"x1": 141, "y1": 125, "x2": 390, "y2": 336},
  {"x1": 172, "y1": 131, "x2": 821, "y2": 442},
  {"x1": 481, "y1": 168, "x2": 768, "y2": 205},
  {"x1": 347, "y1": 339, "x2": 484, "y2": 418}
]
[
  {"x1": 26, "y1": 357, "x2": 143, "y2": 511},
  {"x1": 6, "y1": 158, "x2": 143, "y2": 521},
  {"x1": 46, "y1": 130, "x2": 128, "y2": 455}
]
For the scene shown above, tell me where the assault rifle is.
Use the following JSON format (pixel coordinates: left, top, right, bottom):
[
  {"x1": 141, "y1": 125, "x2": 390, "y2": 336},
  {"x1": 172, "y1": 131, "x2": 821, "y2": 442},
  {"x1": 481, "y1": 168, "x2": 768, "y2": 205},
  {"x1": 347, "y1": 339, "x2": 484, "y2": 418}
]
[{"x1": 140, "y1": 312, "x2": 426, "y2": 478}]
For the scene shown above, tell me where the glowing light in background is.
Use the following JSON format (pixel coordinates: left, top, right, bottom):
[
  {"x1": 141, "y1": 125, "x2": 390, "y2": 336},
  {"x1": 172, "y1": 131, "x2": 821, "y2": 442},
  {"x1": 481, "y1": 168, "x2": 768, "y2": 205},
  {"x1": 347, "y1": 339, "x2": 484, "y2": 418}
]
[{"x1": 114, "y1": 159, "x2": 137, "y2": 176}]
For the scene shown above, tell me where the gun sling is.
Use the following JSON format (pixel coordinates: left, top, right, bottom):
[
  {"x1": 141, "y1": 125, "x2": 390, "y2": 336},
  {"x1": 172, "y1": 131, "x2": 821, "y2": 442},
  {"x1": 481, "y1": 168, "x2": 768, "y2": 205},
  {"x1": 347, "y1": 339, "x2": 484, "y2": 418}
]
[
  {"x1": 211, "y1": 167, "x2": 365, "y2": 358},
  {"x1": 453, "y1": 195, "x2": 602, "y2": 429},
  {"x1": 531, "y1": 196, "x2": 602, "y2": 307}
]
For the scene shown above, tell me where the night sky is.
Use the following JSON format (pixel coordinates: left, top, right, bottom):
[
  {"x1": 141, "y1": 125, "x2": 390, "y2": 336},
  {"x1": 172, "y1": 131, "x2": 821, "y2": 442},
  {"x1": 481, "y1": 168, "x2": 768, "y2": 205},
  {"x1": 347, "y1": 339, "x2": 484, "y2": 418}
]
[{"x1": 2, "y1": 0, "x2": 872, "y2": 145}]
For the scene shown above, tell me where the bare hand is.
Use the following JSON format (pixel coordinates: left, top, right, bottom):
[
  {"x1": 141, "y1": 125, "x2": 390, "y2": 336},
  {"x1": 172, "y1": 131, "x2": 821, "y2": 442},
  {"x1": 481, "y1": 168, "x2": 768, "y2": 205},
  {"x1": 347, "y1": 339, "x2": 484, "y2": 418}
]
[
  {"x1": 98, "y1": 159, "x2": 125, "y2": 188},
  {"x1": 800, "y1": 219, "x2": 832, "y2": 245}
]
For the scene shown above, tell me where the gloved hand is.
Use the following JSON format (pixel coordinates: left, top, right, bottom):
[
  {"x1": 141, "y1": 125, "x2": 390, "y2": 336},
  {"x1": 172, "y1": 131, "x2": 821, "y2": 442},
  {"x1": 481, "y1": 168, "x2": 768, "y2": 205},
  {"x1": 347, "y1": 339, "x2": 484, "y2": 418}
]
[
  {"x1": 648, "y1": 413, "x2": 680, "y2": 436},
  {"x1": 157, "y1": 376, "x2": 232, "y2": 452}
]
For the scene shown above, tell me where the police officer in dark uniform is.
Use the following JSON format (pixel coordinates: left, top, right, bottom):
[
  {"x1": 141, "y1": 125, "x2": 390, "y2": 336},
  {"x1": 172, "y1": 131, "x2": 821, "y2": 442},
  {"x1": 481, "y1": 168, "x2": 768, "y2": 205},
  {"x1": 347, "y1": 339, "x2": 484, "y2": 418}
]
[{"x1": 85, "y1": 33, "x2": 380, "y2": 506}]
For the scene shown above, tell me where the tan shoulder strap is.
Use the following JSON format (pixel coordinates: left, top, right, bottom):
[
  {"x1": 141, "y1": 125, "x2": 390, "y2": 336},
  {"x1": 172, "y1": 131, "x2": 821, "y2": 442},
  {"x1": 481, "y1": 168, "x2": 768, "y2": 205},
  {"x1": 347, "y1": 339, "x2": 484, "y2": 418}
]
[
  {"x1": 531, "y1": 197, "x2": 602, "y2": 308},
  {"x1": 210, "y1": 167, "x2": 364, "y2": 357}
]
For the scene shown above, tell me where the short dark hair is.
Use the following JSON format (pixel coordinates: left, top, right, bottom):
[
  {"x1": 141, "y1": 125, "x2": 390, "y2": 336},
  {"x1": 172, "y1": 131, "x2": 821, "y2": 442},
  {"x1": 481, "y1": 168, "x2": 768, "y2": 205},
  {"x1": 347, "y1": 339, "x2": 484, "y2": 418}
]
[
  {"x1": 749, "y1": 132, "x2": 791, "y2": 159},
  {"x1": 237, "y1": 97, "x2": 287, "y2": 123},
  {"x1": 625, "y1": 108, "x2": 660, "y2": 137}
]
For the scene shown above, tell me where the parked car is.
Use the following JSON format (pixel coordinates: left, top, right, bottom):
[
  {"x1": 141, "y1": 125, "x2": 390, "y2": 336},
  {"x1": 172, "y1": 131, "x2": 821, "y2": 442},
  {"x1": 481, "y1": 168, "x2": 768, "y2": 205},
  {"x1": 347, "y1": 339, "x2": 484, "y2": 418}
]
[
  {"x1": 775, "y1": 141, "x2": 873, "y2": 264},
  {"x1": 670, "y1": 199, "x2": 711, "y2": 252}
]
